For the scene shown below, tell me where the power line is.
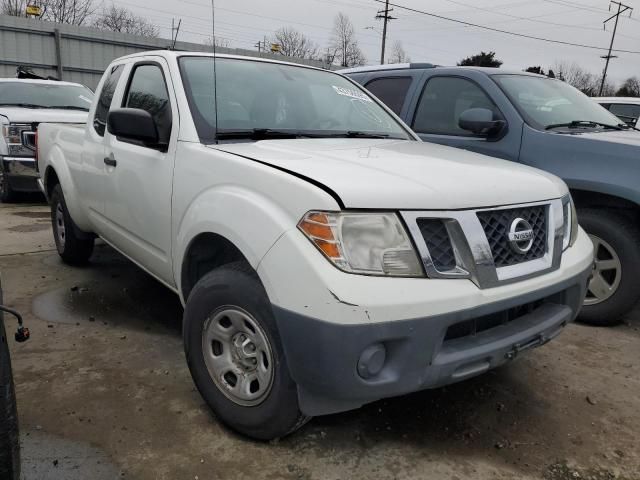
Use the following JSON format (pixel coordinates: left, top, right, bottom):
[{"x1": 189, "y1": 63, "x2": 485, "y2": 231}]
[
  {"x1": 373, "y1": 0, "x2": 640, "y2": 55},
  {"x1": 599, "y1": 1, "x2": 633, "y2": 95}
]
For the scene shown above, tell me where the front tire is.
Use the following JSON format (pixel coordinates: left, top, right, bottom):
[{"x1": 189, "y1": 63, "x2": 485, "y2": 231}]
[
  {"x1": 0, "y1": 289, "x2": 20, "y2": 480},
  {"x1": 183, "y1": 262, "x2": 308, "y2": 440},
  {"x1": 0, "y1": 171, "x2": 16, "y2": 203},
  {"x1": 50, "y1": 184, "x2": 94, "y2": 265},
  {"x1": 578, "y1": 209, "x2": 640, "y2": 326}
]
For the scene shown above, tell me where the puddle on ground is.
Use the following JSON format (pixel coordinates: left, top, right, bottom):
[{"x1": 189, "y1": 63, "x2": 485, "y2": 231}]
[
  {"x1": 20, "y1": 430, "x2": 123, "y2": 480},
  {"x1": 33, "y1": 249, "x2": 182, "y2": 334}
]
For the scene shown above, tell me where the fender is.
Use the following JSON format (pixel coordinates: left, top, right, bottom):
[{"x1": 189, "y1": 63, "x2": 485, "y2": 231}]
[{"x1": 173, "y1": 184, "x2": 303, "y2": 303}]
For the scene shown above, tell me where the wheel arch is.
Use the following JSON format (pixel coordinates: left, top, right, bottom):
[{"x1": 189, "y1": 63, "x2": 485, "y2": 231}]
[{"x1": 570, "y1": 188, "x2": 640, "y2": 223}]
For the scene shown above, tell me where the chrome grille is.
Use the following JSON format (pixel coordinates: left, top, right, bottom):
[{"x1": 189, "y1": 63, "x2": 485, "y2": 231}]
[
  {"x1": 417, "y1": 219, "x2": 456, "y2": 272},
  {"x1": 477, "y1": 206, "x2": 547, "y2": 267}
]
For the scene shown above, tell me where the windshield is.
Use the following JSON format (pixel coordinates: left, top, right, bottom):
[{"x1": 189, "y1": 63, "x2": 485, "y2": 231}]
[
  {"x1": 0, "y1": 82, "x2": 94, "y2": 111},
  {"x1": 493, "y1": 74, "x2": 623, "y2": 130},
  {"x1": 178, "y1": 56, "x2": 411, "y2": 142}
]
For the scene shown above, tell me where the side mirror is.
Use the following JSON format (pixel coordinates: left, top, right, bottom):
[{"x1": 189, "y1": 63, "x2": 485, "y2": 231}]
[
  {"x1": 458, "y1": 108, "x2": 506, "y2": 139},
  {"x1": 107, "y1": 108, "x2": 159, "y2": 146}
]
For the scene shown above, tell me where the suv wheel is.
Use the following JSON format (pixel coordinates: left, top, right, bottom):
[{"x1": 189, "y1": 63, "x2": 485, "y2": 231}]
[
  {"x1": 0, "y1": 289, "x2": 21, "y2": 480},
  {"x1": 183, "y1": 262, "x2": 308, "y2": 440},
  {"x1": 578, "y1": 209, "x2": 640, "y2": 326},
  {"x1": 50, "y1": 184, "x2": 94, "y2": 265}
]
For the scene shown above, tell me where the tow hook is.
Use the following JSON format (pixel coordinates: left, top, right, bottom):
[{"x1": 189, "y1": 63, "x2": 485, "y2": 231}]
[
  {"x1": 1, "y1": 305, "x2": 30, "y2": 343},
  {"x1": 505, "y1": 333, "x2": 546, "y2": 360}
]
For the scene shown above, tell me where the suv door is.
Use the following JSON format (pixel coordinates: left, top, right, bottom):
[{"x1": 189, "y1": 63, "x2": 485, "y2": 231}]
[
  {"x1": 408, "y1": 72, "x2": 523, "y2": 161},
  {"x1": 102, "y1": 57, "x2": 178, "y2": 285}
]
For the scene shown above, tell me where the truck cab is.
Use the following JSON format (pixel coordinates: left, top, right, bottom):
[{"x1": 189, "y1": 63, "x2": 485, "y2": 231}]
[{"x1": 345, "y1": 64, "x2": 640, "y2": 325}]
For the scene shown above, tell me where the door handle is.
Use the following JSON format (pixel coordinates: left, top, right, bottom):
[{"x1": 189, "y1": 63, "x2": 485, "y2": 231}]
[{"x1": 104, "y1": 156, "x2": 117, "y2": 167}]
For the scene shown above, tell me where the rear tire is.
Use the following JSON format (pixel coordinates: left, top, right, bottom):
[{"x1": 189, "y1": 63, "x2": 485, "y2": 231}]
[
  {"x1": 50, "y1": 184, "x2": 94, "y2": 265},
  {"x1": 183, "y1": 262, "x2": 308, "y2": 440},
  {"x1": 577, "y1": 209, "x2": 640, "y2": 326},
  {"x1": 0, "y1": 288, "x2": 21, "y2": 480}
]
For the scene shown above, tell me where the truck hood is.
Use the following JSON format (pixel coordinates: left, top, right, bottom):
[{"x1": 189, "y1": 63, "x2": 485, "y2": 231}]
[
  {"x1": 212, "y1": 139, "x2": 567, "y2": 209},
  {"x1": 0, "y1": 107, "x2": 88, "y2": 124}
]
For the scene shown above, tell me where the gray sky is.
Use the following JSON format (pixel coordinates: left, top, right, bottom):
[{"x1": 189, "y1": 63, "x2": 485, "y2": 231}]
[{"x1": 112, "y1": 0, "x2": 640, "y2": 84}]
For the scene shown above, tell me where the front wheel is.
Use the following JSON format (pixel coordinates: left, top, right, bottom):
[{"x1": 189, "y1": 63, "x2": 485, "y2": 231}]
[
  {"x1": 183, "y1": 262, "x2": 308, "y2": 440},
  {"x1": 50, "y1": 184, "x2": 94, "y2": 265},
  {"x1": 578, "y1": 209, "x2": 640, "y2": 326}
]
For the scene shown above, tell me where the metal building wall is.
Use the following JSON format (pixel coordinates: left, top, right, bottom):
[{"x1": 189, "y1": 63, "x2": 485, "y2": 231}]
[{"x1": 0, "y1": 15, "x2": 330, "y2": 89}]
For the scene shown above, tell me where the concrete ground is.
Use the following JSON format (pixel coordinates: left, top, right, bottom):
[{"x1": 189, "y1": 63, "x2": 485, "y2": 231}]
[{"x1": 1, "y1": 199, "x2": 639, "y2": 480}]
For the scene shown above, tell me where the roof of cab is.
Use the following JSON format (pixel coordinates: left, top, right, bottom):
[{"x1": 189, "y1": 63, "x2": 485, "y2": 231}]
[
  {"x1": 111, "y1": 50, "x2": 331, "y2": 73},
  {"x1": 338, "y1": 63, "x2": 547, "y2": 78},
  {"x1": 0, "y1": 78, "x2": 88, "y2": 87},
  {"x1": 593, "y1": 96, "x2": 640, "y2": 104}
]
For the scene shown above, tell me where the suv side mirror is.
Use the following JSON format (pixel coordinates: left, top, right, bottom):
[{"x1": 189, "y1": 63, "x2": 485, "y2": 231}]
[
  {"x1": 107, "y1": 108, "x2": 159, "y2": 146},
  {"x1": 458, "y1": 108, "x2": 506, "y2": 140}
]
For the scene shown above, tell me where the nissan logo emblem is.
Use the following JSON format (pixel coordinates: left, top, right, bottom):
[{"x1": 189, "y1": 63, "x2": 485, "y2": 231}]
[{"x1": 507, "y1": 218, "x2": 534, "y2": 254}]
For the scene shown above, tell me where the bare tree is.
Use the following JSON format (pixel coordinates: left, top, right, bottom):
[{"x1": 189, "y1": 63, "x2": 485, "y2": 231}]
[
  {"x1": 0, "y1": 0, "x2": 27, "y2": 16},
  {"x1": 552, "y1": 61, "x2": 616, "y2": 96},
  {"x1": 41, "y1": 0, "x2": 96, "y2": 25},
  {"x1": 616, "y1": 76, "x2": 640, "y2": 97},
  {"x1": 388, "y1": 40, "x2": 410, "y2": 64},
  {"x1": 93, "y1": 4, "x2": 158, "y2": 37},
  {"x1": 204, "y1": 36, "x2": 230, "y2": 49},
  {"x1": 330, "y1": 13, "x2": 366, "y2": 67},
  {"x1": 270, "y1": 27, "x2": 318, "y2": 59}
]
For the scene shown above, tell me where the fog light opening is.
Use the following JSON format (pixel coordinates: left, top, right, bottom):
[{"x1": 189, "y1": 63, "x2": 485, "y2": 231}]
[{"x1": 357, "y1": 343, "x2": 387, "y2": 379}]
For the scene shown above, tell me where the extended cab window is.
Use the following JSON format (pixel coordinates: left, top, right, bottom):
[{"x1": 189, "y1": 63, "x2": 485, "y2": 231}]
[
  {"x1": 413, "y1": 77, "x2": 501, "y2": 136},
  {"x1": 123, "y1": 64, "x2": 172, "y2": 146},
  {"x1": 93, "y1": 64, "x2": 123, "y2": 136},
  {"x1": 364, "y1": 77, "x2": 412, "y2": 115}
]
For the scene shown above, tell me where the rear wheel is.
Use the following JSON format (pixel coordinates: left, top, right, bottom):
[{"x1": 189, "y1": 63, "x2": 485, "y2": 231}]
[
  {"x1": 0, "y1": 288, "x2": 20, "y2": 480},
  {"x1": 183, "y1": 262, "x2": 308, "y2": 440},
  {"x1": 50, "y1": 184, "x2": 94, "y2": 265},
  {"x1": 578, "y1": 209, "x2": 640, "y2": 326}
]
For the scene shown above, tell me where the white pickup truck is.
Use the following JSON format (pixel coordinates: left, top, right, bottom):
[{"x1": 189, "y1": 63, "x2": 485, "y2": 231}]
[{"x1": 37, "y1": 51, "x2": 594, "y2": 440}]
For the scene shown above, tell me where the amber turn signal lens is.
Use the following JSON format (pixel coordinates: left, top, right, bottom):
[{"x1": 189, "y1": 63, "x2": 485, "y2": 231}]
[{"x1": 298, "y1": 212, "x2": 343, "y2": 260}]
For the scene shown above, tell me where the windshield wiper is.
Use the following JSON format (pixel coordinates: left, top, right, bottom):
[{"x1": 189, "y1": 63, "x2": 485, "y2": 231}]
[
  {"x1": 321, "y1": 131, "x2": 405, "y2": 139},
  {"x1": 45, "y1": 105, "x2": 90, "y2": 111},
  {"x1": 545, "y1": 120, "x2": 624, "y2": 131},
  {"x1": 0, "y1": 103, "x2": 43, "y2": 109},
  {"x1": 216, "y1": 128, "x2": 324, "y2": 140}
]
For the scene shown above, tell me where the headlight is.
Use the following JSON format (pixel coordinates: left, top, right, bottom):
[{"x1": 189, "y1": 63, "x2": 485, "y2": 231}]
[
  {"x1": 1, "y1": 123, "x2": 33, "y2": 156},
  {"x1": 562, "y1": 195, "x2": 578, "y2": 250},
  {"x1": 298, "y1": 211, "x2": 424, "y2": 276}
]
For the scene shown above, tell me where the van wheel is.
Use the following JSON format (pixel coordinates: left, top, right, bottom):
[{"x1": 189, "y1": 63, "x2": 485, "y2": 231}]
[
  {"x1": 183, "y1": 262, "x2": 309, "y2": 440},
  {"x1": 50, "y1": 184, "x2": 94, "y2": 265},
  {"x1": 0, "y1": 172, "x2": 16, "y2": 203},
  {"x1": 578, "y1": 209, "x2": 640, "y2": 326},
  {"x1": 0, "y1": 290, "x2": 21, "y2": 480}
]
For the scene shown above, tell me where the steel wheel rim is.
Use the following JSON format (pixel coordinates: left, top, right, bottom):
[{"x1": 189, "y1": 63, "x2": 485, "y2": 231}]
[
  {"x1": 202, "y1": 306, "x2": 274, "y2": 406},
  {"x1": 55, "y1": 203, "x2": 66, "y2": 249},
  {"x1": 585, "y1": 234, "x2": 622, "y2": 306}
]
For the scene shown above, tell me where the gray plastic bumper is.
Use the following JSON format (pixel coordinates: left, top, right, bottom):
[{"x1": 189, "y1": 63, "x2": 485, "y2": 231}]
[{"x1": 273, "y1": 265, "x2": 591, "y2": 417}]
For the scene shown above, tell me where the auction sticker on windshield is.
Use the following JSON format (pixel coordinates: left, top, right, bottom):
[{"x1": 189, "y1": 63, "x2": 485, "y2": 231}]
[{"x1": 332, "y1": 85, "x2": 373, "y2": 103}]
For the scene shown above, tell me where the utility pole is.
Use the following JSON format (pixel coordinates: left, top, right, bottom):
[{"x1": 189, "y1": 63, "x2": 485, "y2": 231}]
[
  {"x1": 255, "y1": 40, "x2": 263, "y2": 52},
  {"x1": 375, "y1": 0, "x2": 396, "y2": 65},
  {"x1": 599, "y1": 1, "x2": 633, "y2": 96}
]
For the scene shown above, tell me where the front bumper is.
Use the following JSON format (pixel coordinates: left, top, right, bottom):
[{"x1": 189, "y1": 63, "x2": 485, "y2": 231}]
[
  {"x1": 258, "y1": 227, "x2": 594, "y2": 416},
  {"x1": 1, "y1": 156, "x2": 40, "y2": 192}
]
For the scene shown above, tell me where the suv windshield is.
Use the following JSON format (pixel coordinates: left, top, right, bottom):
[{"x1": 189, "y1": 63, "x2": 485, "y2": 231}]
[
  {"x1": 178, "y1": 56, "x2": 411, "y2": 142},
  {"x1": 493, "y1": 74, "x2": 624, "y2": 131},
  {"x1": 0, "y1": 82, "x2": 94, "y2": 111}
]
